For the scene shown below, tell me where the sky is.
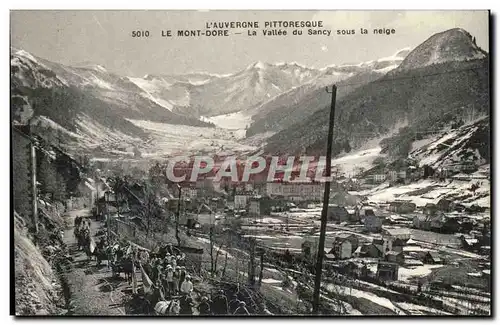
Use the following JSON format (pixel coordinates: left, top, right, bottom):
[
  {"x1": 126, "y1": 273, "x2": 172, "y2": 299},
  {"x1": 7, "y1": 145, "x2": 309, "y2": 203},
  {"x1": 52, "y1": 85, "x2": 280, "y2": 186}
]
[{"x1": 10, "y1": 10, "x2": 489, "y2": 77}]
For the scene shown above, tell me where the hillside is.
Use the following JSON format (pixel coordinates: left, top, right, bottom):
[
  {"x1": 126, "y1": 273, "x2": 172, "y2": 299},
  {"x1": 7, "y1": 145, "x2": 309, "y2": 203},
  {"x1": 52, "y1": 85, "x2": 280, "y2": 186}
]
[
  {"x1": 10, "y1": 49, "x2": 211, "y2": 152},
  {"x1": 245, "y1": 49, "x2": 410, "y2": 137},
  {"x1": 264, "y1": 29, "x2": 489, "y2": 156},
  {"x1": 132, "y1": 62, "x2": 321, "y2": 118}
]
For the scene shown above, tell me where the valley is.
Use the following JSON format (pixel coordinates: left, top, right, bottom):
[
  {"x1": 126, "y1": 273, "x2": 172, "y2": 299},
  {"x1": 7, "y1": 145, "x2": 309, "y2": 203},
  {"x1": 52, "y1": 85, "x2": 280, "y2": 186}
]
[{"x1": 11, "y1": 25, "x2": 491, "y2": 316}]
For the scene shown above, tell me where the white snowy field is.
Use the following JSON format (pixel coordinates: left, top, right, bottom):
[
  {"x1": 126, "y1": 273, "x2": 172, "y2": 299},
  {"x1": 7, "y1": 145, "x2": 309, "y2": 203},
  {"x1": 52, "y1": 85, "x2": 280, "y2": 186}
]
[
  {"x1": 200, "y1": 111, "x2": 252, "y2": 133},
  {"x1": 330, "y1": 147, "x2": 383, "y2": 176},
  {"x1": 352, "y1": 177, "x2": 490, "y2": 208},
  {"x1": 126, "y1": 119, "x2": 257, "y2": 156},
  {"x1": 398, "y1": 264, "x2": 445, "y2": 281}
]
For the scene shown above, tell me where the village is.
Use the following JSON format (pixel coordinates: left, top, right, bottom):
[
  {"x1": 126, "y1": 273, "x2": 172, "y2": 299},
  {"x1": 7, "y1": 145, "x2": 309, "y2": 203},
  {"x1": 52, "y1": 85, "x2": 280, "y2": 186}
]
[{"x1": 67, "y1": 150, "x2": 490, "y2": 315}]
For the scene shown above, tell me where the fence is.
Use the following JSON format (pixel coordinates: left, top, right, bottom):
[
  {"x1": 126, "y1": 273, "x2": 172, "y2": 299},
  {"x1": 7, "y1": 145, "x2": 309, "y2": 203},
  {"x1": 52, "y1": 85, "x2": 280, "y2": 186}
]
[
  {"x1": 109, "y1": 217, "x2": 137, "y2": 240},
  {"x1": 109, "y1": 216, "x2": 203, "y2": 273}
]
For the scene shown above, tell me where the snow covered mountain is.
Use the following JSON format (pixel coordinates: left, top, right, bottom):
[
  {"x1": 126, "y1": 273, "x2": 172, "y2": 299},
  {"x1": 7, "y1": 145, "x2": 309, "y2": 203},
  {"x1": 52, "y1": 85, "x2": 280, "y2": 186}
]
[
  {"x1": 246, "y1": 48, "x2": 411, "y2": 137},
  {"x1": 10, "y1": 48, "x2": 211, "y2": 154},
  {"x1": 410, "y1": 117, "x2": 489, "y2": 169},
  {"x1": 128, "y1": 61, "x2": 321, "y2": 118},
  {"x1": 397, "y1": 28, "x2": 487, "y2": 71},
  {"x1": 265, "y1": 28, "x2": 489, "y2": 156}
]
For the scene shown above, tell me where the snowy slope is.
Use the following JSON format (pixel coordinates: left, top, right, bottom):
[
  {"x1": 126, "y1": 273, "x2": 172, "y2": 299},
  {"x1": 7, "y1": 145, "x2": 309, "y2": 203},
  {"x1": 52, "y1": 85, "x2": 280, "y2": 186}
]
[
  {"x1": 397, "y1": 28, "x2": 487, "y2": 71},
  {"x1": 354, "y1": 176, "x2": 490, "y2": 209},
  {"x1": 410, "y1": 117, "x2": 489, "y2": 169},
  {"x1": 246, "y1": 48, "x2": 411, "y2": 137},
  {"x1": 10, "y1": 48, "x2": 211, "y2": 156}
]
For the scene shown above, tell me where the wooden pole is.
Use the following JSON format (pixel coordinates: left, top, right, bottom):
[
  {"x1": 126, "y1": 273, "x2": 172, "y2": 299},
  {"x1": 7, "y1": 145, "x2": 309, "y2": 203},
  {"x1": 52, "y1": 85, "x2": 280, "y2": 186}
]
[
  {"x1": 30, "y1": 139, "x2": 38, "y2": 234},
  {"x1": 176, "y1": 184, "x2": 181, "y2": 247},
  {"x1": 312, "y1": 85, "x2": 337, "y2": 314}
]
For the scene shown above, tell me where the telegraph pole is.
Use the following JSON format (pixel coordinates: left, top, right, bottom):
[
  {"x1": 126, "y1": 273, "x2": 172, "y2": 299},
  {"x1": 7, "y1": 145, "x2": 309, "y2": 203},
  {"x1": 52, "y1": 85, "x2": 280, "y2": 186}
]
[
  {"x1": 312, "y1": 85, "x2": 337, "y2": 314},
  {"x1": 176, "y1": 184, "x2": 181, "y2": 247},
  {"x1": 27, "y1": 120, "x2": 39, "y2": 235}
]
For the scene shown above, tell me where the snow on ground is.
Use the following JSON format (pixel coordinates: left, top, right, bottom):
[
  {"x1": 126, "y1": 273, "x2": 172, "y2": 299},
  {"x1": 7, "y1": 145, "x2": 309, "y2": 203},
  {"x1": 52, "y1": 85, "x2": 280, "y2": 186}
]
[
  {"x1": 360, "y1": 178, "x2": 489, "y2": 208},
  {"x1": 396, "y1": 302, "x2": 451, "y2": 315},
  {"x1": 76, "y1": 114, "x2": 142, "y2": 148},
  {"x1": 326, "y1": 283, "x2": 407, "y2": 315},
  {"x1": 33, "y1": 116, "x2": 82, "y2": 139},
  {"x1": 329, "y1": 147, "x2": 382, "y2": 176},
  {"x1": 437, "y1": 246, "x2": 483, "y2": 259},
  {"x1": 260, "y1": 217, "x2": 285, "y2": 224},
  {"x1": 196, "y1": 237, "x2": 233, "y2": 258},
  {"x1": 86, "y1": 73, "x2": 115, "y2": 90},
  {"x1": 265, "y1": 268, "x2": 281, "y2": 274},
  {"x1": 200, "y1": 111, "x2": 252, "y2": 132},
  {"x1": 128, "y1": 76, "x2": 188, "y2": 111},
  {"x1": 127, "y1": 119, "x2": 256, "y2": 156},
  {"x1": 398, "y1": 265, "x2": 444, "y2": 281},
  {"x1": 261, "y1": 278, "x2": 282, "y2": 284}
]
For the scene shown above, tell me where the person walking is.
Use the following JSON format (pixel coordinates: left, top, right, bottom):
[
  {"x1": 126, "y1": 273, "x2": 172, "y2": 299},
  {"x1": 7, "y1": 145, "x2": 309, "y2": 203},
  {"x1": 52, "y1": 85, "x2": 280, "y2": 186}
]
[
  {"x1": 180, "y1": 296, "x2": 194, "y2": 315},
  {"x1": 173, "y1": 266, "x2": 181, "y2": 295},
  {"x1": 166, "y1": 265, "x2": 175, "y2": 296},
  {"x1": 180, "y1": 275, "x2": 193, "y2": 296},
  {"x1": 211, "y1": 290, "x2": 228, "y2": 315},
  {"x1": 178, "y1": 266, "x2": 187, "y2": 292},
  {"x1": 198, "y1": 296, "x2": 211, "y2": 315}
]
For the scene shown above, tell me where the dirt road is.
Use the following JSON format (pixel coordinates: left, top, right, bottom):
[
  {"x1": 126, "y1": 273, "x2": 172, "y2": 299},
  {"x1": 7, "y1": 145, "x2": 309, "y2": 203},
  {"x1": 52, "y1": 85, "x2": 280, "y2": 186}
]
[{"x1": 62, "y1": 209, "x2": 131, "y2": 315}]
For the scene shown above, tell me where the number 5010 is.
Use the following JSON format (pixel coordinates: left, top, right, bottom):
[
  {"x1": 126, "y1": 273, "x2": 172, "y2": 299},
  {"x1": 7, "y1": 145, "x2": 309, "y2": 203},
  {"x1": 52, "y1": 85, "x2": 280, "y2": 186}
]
[{"x1": 132, "y1": 30, "x2": 150, "y2": 37}]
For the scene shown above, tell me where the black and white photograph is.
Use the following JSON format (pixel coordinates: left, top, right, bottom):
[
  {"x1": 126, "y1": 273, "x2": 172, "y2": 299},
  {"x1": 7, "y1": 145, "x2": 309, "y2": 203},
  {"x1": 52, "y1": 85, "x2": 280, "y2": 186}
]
[{"x1": 10, "y1": 10, "x2": 491, "y2": 316}]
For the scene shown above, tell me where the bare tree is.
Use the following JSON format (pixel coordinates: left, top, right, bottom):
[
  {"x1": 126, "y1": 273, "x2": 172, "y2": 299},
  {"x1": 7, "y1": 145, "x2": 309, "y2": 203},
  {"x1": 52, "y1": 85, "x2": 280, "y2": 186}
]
[
  {"x1": 137, "y1": 181, "x2": 161, "y2": 238},
  {"x1": 209, "y1": 224, "x2": 224, "y2": 277}
]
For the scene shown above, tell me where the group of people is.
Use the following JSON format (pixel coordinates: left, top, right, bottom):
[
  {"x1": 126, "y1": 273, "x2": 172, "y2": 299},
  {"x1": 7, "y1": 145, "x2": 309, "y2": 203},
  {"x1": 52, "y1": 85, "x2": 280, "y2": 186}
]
[
  {"x1": 152, "y1": 289, "x2": 270, "y2": 315},
  {"x1": 74, "y1": 215, "x2": 273, "y2": 316}
]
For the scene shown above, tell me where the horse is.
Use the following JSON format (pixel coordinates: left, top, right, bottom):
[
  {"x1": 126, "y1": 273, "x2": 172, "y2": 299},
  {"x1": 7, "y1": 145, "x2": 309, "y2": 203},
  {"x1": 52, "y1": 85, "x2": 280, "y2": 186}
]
[
  {"x1": 154, "y1": 299, "x2": 180, "y2": 315},
  {"x1": 79, "y1": 229, "x2": 95, "y2": 261},
  {"x1": 111, "y1": 256, "x2": 134, "y2": 283},
  {"x1": 93, "y1": 239, "x2": 109, "y2": 266},
  {"x1": 74, "y1": 216, "x2": 83, "y2": 229}
]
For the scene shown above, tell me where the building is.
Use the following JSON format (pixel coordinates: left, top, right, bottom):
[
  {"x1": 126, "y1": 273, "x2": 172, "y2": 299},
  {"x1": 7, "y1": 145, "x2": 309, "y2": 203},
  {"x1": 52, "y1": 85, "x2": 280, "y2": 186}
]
[
  {"x1": 413, "y1": 215, "x2": 432, "y2": 230},
  {"x1": 327, "y1": 205, "x2": 350, "y2": 222},
  {"x1": 249, "y1": 196, "x2": 273, "y2": 217},
  {"x1": 12, "y1": 125, "x2": 36, "y2": 220},
  {"x1": 364, "y1": 214, "x2": 382, "y2": 232},
  {"x1": 382, "y1": 228, "x2": 411, "y2": 241},
  {"x1": 234, "y1": 191, "x2": 253, "y2": 209},
  {"x1": 430, "y1": 214, "x2": 460, "y2": 234},
  {"x1": 334, "y1": 233, "x2": 359, "y2": 252},
  {"x1": 391, "y1": 238, "x2": 410, "y2": 253},
  {"x1": 436, "y1": 198, "x2": 453, "y2": 212},
  {"x1": 329, "y1": 238, "x2": 352, "y2": 260},
  {"x1": 460, "y1": 235, "x2": 481, "y2": 252},
  {"x1": 423, "y1": 203, "x2": 438, "y2": 216},
  {"x1": 180, "y1": 186, "x2": 197, "y2": 199},
  {"x1": 385, "y1": 251, "x2": 405, "y2": 265},
  {"x1": 388, "y1": 201, "x2": 416, "y2": 214},
  {"x1": 376, "y1": 261, "x2": 399, "y2": 281},
  {"x1": 373, "y1": 238, "x2": 392, "y2": 255},
  {"x1": 387, "y1": 170, "x2": 398, "y2": 182},
  {"x1": 359, "y1": 243, "x2": 384, "y2": 258},
  {"x1": 423, "y1": 251, "x2": 442, "y2": 264},
  {"x1": 372, "y1": 174, "x2": 387, "y2": 184},
  {"x1": 264, "y1": 181, "x2": 324, "y2": 202}
]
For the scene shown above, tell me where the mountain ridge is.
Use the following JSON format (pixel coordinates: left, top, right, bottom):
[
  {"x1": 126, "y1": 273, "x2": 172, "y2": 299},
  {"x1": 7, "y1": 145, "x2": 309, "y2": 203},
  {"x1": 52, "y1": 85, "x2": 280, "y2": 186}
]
[{"x1": 264, "y1": 28, "x2": 489, "y2": 157}]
